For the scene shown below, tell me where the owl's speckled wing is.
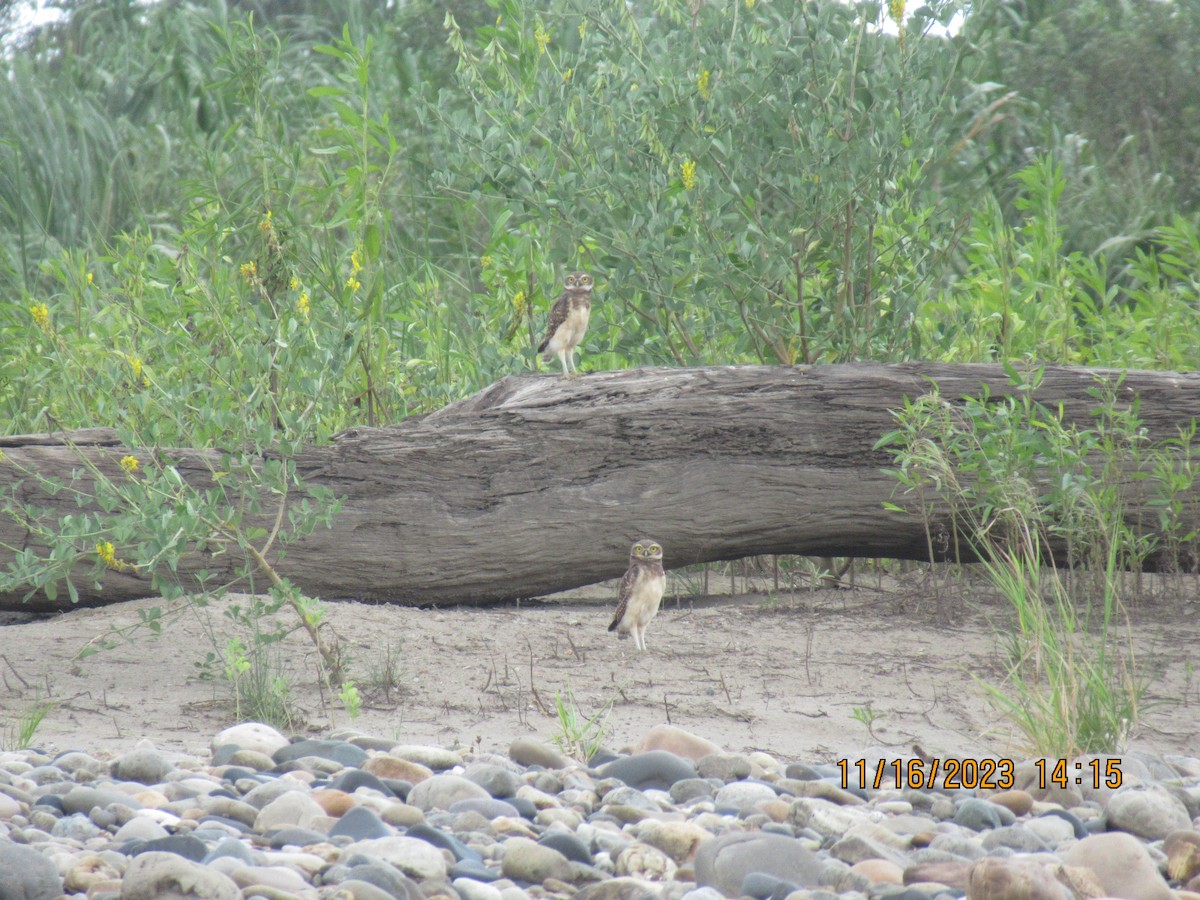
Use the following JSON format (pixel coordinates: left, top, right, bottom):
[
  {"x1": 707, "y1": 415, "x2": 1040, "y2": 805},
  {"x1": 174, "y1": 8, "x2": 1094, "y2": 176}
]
[
  {"x1": 537, "y1": 291, "x2": 571, "y2": 355},
  {"x1": 608, "y1": 564, "x2": 641, "y2": 633}
]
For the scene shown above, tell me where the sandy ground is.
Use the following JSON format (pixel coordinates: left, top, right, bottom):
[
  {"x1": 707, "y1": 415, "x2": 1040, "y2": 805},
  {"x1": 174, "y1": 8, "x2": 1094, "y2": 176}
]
[{"x1": 1, "y1": 571, "x2": 1197, "y2": 764}]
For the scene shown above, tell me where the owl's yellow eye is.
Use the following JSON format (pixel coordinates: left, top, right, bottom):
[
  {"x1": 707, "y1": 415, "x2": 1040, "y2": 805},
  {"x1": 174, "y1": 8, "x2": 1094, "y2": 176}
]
[
  {"x1": 580, "y1": 274, "x2": 592, "y2": 286},
  {"x1": 650, "y1": 544, "x2": 661, "y2": 554},
  {"x1": 565, "y1": 275, "x2": 577, "y2": 287}
]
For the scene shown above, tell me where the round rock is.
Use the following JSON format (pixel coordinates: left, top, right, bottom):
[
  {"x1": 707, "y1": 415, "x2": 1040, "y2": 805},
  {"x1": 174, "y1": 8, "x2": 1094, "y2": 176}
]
[
  {"x1": 344, "y1": 835, "x2": 449, "y2": 881},
  {"x1": 1106, "y1": 785, "x2": 1192, "y2": 840},
  {"x1": 509, "y1": 737, "x2": 568, "y2": 770},
  {"x1": 1062, "y1": 831, "x2": 1176, "y2": 900},
  {"x1": 0, "y1": 842, "x2": 63, "y2": 899},
  {"x1": 212, "y1": 722, "x2": 289, "y2": 757},
  {"x1": 120, "y1": 850, "x2": 241, "y2": 900},
  {"x1": 597, "y1": 751, "x2": 697, "y2": 790},
  {"x1": 500, "y1": 836, "x2": 575, "y2": 884},
  {"x1": 634, "y1": 725, "x2": 722, "y2": 761},
  {"x1": 967, "y1": 857, "x2": 1074, "y2": 900},
  {"x1": 694, "y1": 832, "x2": 822, "y2": 896},
  {"x1": 408, "y1": 773, "x2": 492, "y2": 811}
]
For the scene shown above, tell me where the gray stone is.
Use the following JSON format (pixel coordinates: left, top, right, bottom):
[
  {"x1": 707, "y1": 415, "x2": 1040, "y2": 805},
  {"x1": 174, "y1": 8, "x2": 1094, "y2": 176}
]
[
  {"x1": 952, "y1": 797, "x2": 1004, "y2": 831},
  {"x1": 326, "y1": 879, "x2": 402, "y2": 900},
  {"x1": 60, "y1": 785, "x2": 144, "y2": 815},
  {"x1": 212, "y1": 722, "x2": 289, "y2": 757},
  {"x1": 408, "y1": 773, "x2": 491, "y2": 811},
  {"x1": 697, "y1": 753, "x2": 753, "y2": 782},
  {"x1": 199, "y1": 795, "x2": 260, "y2": 827},
  {"x1": 1106, "y1": 785, "x2": 1192, "y2": 840},
  {"x1": 966, "y1": 857, "x2": 1072, "y2": 900},
  {"x1": 344, "y1": 836, "x2": 449, "y2": 880},
  {"x1": 597, "y1": 751, "x2": 697, "y2": 791},
  {"x1": 574, "y1": 878, "x2": 661, "y2": 900},
  {"x1": 112, "y1": 748, "x2": 174, "y2": 784},
  {"x1": 329, "y1": 805, "x2": 392, "y2": 841},
  {"x1": 202, "y1": 837, "x2": 258, "y2": 866},
  {"x1": 115, "y1": 817, "x2": 170, "y2": 843},
  {"x1": 508, "y1": 737, "x2": 568, "y2": 770},
  {"x1": 979, "y1": 824, "x2": 1050, "y2": 853},
  {"x1": 273, "y1": 738, "x2": 368, "y2": 768},
  {"x1": 538, "y1": 830, "x2": 593, "y2": 865},
  {"x1": 408, "y1": 821, "x2": 482, "y2": 862},
  {"x1": 50, "y1": 812, "x2": 104, "y2": 841},
  {"x1": 454, "y1": 877, "x2": 505, "y2": 900},
  {"x1": 465, "y1": 763, "x2": 519, "y2": 798},
  {"x1": 0, "y1": 841, "x2": 63, "y2": 899},
  {"x1": 324, "y1": 860, "x2": 424, "y2": 900},
  {"x1": 388, "y1": 744, "x2": 463, "y2": 771},
  {"x1": 1062, "y1": 831, "x2": 1176, "y2": 900},
  {"x1": 134, "y1": 834, "x2": 209, "y2": 862},
  {"x1": 254, "y1": 789, "x2": 327, "y2": 832},
  {"x1": 52, "y1": 751, "x2": 106, "y2": 777},
  {"x1": 602, "y1": 786, "x2": 662, "y2": 812},
  {"x1": 713, "y1": 780, "x2": 777, "y2": 813},
  {"x1": 119, "y1": 850, "x2": 241, "y2": 899},
  {"x1": 694, "y1": 832, "x2": 822, "y2": 896},
  {"x1": 500, "y1": 836, "x2": 575, "y2": 884},
  {"x1": 264, "y1": 826, "x2": 328, "y2": 848},
  {"x1": 740, "y1": 871, "x2": 799, "y2": 900},
  {"x1": 450, "y1": 860, "x2": 503, "y2": 882},
  {"x1": 669, "y1": 778, "x2": 716, "y2": 805},
  {"x1": 448, "y1": 797, "x2": 521, "y2": 819}
]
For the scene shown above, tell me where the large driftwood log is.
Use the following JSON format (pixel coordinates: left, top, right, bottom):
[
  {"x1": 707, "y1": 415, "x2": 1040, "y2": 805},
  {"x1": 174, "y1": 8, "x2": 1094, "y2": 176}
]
[{"x1": 2, "y1": 363, "x2": 1197, "y2": 612}]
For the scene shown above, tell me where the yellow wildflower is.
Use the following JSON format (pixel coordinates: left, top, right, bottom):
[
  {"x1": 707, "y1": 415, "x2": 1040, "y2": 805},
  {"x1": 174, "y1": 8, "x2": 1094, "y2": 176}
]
[
  {"x1": 889, "y1": 0, "x2": 906, "y2": 24},
  {"x1": 120, "y1": 455, "x2": 139, "y2": 473},
  {"x1": 513, "y1": 290, "x2": 527, "y2": 315},
  {"x1": 86, "y1": 272, "x2": 94, "y2": 285},
  {"x1": 481, "y1": 255, "x2": 494, "y2": 270},
  {"x1": 681, "y1": 159, "x2": 698, "y2": 190},
  {"x1": 350, "y1": 245, "x2": 364, "y2": 275},
  {"x1": 30, "y1": 303, "x2": 50, "y2": 333},
  {"x1": 258, "y1": 210, "x2": 274, "y2": 234},
  {"x1": 298, "y1": 290, "x2": 311, "y2": 322},
  {"x1": 745, "y1": 0, "x2": 756, "y2": 8},
  {"x1": 697, "y1": 69, "x2": 711, "y2": 100},
  {"x1": 535, "y1": 24, "x2": 550, "y2": 54},
  {"x1": 563, "y1": 68, "x2": 573, "y2": 83},
  {"x1": 289, "y1": 276, "x2": 300, "y2": 291},
  {"x1": 96, "y1": 541, "x2": 132, "y2": 572},
  {"x1": 346, "y1": 276, "x2": 362, "y2": 292},
  {"x1": 125, "y1": 354, "x2": 143, "y2": 384},
  {"x1": 578, "y1": 21, "x2": 585, "y2": 39},
  {"x1": 240, "y1": 261, "x2": 257, "y2": 282}
]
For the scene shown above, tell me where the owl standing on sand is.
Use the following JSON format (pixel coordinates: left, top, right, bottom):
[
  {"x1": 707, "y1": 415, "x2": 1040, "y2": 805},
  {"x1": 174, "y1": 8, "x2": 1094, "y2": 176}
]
[
  {"x1": 537, "y1": 271, "x2": 594, "y2": 378},
  {"x1": 609, "y1": 540, "x2": 666, "y2": 651}
]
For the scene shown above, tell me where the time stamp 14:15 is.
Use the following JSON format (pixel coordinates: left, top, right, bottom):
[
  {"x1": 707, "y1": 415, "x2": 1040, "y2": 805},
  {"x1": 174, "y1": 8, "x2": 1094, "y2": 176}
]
[{"x1": 836, "y1": 757, "x2": 1124, "y2": 791}]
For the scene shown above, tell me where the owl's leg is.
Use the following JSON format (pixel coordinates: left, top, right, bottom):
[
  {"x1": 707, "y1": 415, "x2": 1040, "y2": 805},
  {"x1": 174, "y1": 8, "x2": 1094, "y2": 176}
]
[
  {"x1": 634, "y1": 625, "x2": 645, "y2": 651},
  {"x1": 557, "y1": 349, "x2": 573, "y2": 378}
]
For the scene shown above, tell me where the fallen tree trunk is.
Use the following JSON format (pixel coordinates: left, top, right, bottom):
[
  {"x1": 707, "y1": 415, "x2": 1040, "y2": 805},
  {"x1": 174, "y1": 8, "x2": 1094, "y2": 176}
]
[{"x1": 2, "y1": 363, "x2": 1198, "y2": 612}]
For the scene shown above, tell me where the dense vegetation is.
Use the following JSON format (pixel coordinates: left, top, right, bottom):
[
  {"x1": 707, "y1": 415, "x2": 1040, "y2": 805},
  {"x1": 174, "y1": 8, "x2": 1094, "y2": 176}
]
[{"x1": 3, "y1": 0, "x2": 1200, "y2": 441}]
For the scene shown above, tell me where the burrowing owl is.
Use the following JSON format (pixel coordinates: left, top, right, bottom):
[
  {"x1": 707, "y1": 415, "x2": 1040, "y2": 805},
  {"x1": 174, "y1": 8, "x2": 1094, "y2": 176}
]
[
  {"x1": 608, "y1": 540, "x2": 666, "y2": 651},
  {"x1": 537, "y1": 271, "x2": 593, "y2": 378}
]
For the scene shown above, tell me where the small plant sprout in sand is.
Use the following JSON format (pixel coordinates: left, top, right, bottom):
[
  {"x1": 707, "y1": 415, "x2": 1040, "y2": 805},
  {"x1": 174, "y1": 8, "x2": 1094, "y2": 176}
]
[{"x1": 551, "y1": 680, "x2": 613, "y2": 763}]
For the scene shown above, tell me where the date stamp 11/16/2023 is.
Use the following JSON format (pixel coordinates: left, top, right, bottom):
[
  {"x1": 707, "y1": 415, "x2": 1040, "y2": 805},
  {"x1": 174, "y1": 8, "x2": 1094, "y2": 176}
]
[{"x1": 836, "y1": 757, "x2": 1124, "y2": 792}]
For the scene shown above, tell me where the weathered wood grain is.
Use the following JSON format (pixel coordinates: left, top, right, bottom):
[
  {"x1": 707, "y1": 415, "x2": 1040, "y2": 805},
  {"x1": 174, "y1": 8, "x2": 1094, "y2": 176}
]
[{"x1": 2, "y1": 363, "x2": 1197, "y2": 611}]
